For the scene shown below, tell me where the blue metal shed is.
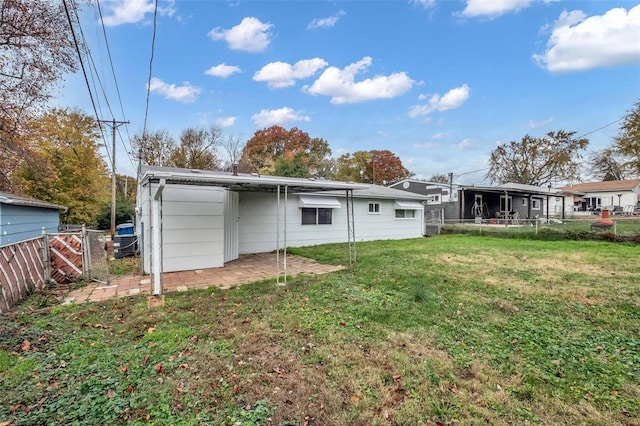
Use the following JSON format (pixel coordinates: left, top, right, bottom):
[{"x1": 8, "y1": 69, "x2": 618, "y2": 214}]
[{"x1": 0, "y1": 191, "x2": 68, "y2": 246}]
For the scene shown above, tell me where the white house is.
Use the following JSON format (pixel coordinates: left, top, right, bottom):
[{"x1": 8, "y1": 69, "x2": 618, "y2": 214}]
[
  {"x1": 559, "y1": 179, "x2": 640, "y2": 214},
  {"x1": 136, "y1": 166, "x2": 427, "y2": 293}
]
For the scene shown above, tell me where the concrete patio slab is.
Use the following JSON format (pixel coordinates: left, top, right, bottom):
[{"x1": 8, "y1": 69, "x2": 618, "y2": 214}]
[{"x1": 64, "y1": 252, "x2": 345, "y2": 304}]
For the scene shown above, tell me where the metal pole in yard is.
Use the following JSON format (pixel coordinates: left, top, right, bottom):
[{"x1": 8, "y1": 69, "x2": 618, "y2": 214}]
[{"x1": 276, "y1": 185, "x2": 280, "y2": 285}]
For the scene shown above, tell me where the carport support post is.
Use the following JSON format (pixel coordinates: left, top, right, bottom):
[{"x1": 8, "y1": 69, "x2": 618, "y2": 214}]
[{"x1": 152, "y1": 179, "x2": 166, "y2": 296}]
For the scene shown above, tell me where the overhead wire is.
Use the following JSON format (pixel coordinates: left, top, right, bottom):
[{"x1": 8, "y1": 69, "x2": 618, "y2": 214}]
[
  {"x1": 143, "y1": 0, "x2": 159, "y2": 138},
  {"x1": 452, "y1": 118, "x2": 624, "y2": 182},
  {"x1": 95, "y1": 0, "x2": 137, "y2": 171},
  {"x1": 61, "y1": 0, "x2": 112, "y2": 167}
]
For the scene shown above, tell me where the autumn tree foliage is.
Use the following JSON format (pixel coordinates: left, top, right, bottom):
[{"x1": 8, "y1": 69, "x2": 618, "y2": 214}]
[
  {"x1": 335, "y1": 150, "x2": 412, "y2": 185},
  {"x1": 588, "y1": 148, "x2": 632, "y2": 181},
  {"x1": 486, "y1": 130, "x2": 589, "y2": 186},
  {"x1": 614, "y1": 100, "x2": 640, "y2": 174},
  {"x1": 0, "y1": 0, "x2": 80, "y2": 191},
  {"x1": 16, "y1": 108, "x2": 110, "y2": 224},
  {"x1": 131, "y1": 130, "x2": 177, "y2": 167},
  {"x1": 240, "y1": 126, "x2": 331, "y2": 177},
  {"x1": 170, "y1": 127, "x2": 222, "y2": 170}
]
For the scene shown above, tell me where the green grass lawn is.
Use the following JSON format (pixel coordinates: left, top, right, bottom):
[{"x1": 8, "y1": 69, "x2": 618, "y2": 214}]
[{"x1": 1, "y1": 235, "x2": 639, "y2": 425}]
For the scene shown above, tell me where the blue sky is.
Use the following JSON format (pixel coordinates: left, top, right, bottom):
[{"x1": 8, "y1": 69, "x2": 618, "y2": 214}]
[{"x1": 57, "y1": 0, "x2": 640, "y2": 183}]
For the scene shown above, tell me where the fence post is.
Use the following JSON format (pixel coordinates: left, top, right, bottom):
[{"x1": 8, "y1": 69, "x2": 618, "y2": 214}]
[
  {"x1": 614, "y1": 220, "x2": 617, "y2": 235},
  {"x1": 81, "y1": 224, "x2": 90, "y2": 281},
  {"x1": 535, "y1": 220, "x2": 538, "y2": 235},
  {"x1": 41, "y1": 227, "x2": 51, "y2": 283}
]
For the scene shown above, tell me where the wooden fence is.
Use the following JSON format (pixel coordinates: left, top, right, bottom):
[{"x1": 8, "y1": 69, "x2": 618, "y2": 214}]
[
  {"x1": 0, "y1": 229, "x2": 107, "y2": 314},
  {"x1": 0, "y1": 237, "x2": 46, "y2": 313}
]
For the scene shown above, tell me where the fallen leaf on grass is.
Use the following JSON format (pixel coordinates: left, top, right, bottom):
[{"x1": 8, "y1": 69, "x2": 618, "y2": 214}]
[
  {"x1": 20, "y1": 340, "x2": 31, "y2": 351},
  {"x1": 0, "y1": 421, "x2": 12, "y2": 426},
  {"x1": 154, "y1": 363, "x2": 164, "y2": 374},
  {"x1": 148, "y1": 327, "x2": 156, "y2": 333},
  {"x1": 10, "y1": 404, "x2": 21, "y2": 412},
  {"x1": 119, "y1": 365, "x2": 128, "y2": 374},
  {"x1": 142, "y1": 354, "x2": 150, "y2": 366},
  {"x1": 126, "y1": 385, "x2": 135, "y2": 393},
  {"x1": 610, "y1": 390, "x2": 618, "y2": 396},
  {"x1": 351, "y1": 394, "x2": 360, "y2": 403},
  {"x1": 392, "y1": 374, "x2": 402, "y2": 381},
  {"x1": 106, "y1": 389, "x2": 114, "y2": 398},
  {"x1": 178, "y1": 363, "x2": 189, "y2": 369}
]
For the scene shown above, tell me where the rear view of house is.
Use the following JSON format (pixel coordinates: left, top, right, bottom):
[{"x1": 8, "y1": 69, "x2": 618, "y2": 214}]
[{"x1": 136, "y1": 166, "x2": 428, "y2": 275}]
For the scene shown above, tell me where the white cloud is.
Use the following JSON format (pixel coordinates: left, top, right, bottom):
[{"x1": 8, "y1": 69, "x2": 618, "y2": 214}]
[
  {"x1": 101, "y1": 0, "x2": 175, "y2": 26},
  {"x1": 253, "y1": 58, "x2": 328, "y2": 89},
  {"x1": 308, "y1": 11, "x2": 346, "y2": 29},
  {"x1": 148, "y1": 77, "x2": 201, "y2": 103},
  {"x1": 411, "y1": 0, "x2": 436, "y2": 10},
  {"x1": 409, "y1": 84, "x2": 470, "y2": 117},
  {"x1": 305, "y1": 57, "x2": 414, "y2": 104},
  {"x1": 209, "y1": 17, "x2": 273, "y2": 53},
  {"x1": 533, "y1": 5, "x2": 640, "y2": 72},
  {"x1": 459, "y1": 0, "x2": 533, "y2": 18},
  {"x1": 215, "y1": 116, "x2": 237, "y2": 127},
  {"x1": 454, "y1": 138, "x2": 475, "y2": 150},
  {"x1": 205, "y1": 63, "x2": 241, "y2": 78},
  {"x1": 432, "y1": 132, "x2": 446, "y2": 139},
  {"x1": 251, "y1": 107, "x2": 311, "y2": 127},
  {"x1": 527, "y1": 116, "x2": 554, "y2": 128}
]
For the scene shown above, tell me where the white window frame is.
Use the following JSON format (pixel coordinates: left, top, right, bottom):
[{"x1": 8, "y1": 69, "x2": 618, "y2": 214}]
[
  {"x1": 301, "y1": 207, "x2": 333, "y2": 225},
  {"x1": 531, "y1": 199, "x2": 541, "y2": 210},
  {"x1": 395, "y1": 209, "x2": 416, "y2": 219},
  {"x1": 368, "y1": 201, "x2": 381, "y2": 214}
]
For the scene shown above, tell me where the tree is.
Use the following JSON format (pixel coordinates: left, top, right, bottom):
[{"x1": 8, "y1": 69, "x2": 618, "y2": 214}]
[
  {"x1": 428, "y1": 173, "x2": 451, "y2": 184},
  {"x1": 335, "y1": 150, "x2": 412, "y2": 184},
  {"x1": 273, "y1": 152, "x2": 309, "y2": 178},
  {"x1": 170, "y1": 126, "x2": 221, "y2": 170},
  {"x1": 0, "y1": 0, "x2": 80, "y2": 190},
  {"x1": 16, "y1": 108, "x2": 110, "y2": 224},
  {"x1": 240, "y1": 126, "x2": 331, "y2": 177},
  {"x1": 588, "y1": 148, "x2": 631, "y2": 181},
  {"x1": 220, "y1": 135, "x2": 244, "y2": 172},
  {"x1": 131, "y1": 129, "x2": 177, "y2": 168},
  {"x1": 486, "y1": 130, "x2": 588, "y2": 185},
  {"x1": 614, "y1": 100, "x2": 640, "y2": 174}
]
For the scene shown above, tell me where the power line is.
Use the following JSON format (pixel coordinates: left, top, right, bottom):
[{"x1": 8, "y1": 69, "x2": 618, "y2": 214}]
[
  {"x1": 143, "y1": 0, "x2": 159, "y2": 137},
  {"x1": 576, "y1": 118, "x2": 622, "y2": 139},
  {"x1": 62, "y1": 0, "x2": 112, "y2": 167},
  {"x1": 95, "y1": 0, "x2": 136, "y2": 172}
]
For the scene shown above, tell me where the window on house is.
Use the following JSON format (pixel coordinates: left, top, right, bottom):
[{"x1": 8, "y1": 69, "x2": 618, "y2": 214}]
[
  {"x1": 500, "y1": 195, "x2": 513, "y2": 212},
  {"x1": 395, "y1": 209, "x2": 416, "y2": 219},
  {"x1": 531, "y1": 199, "x2": 541, "y2": 210},
  {"x1": 301, "y1": 208, "x2": 332, "y2": 225},
  {"x1": 368, "y1": 202, "x2": 381, "y2": 214},
  {"x1": 522, "y1": 198, "x2": 528, "y2": 206},
  {"x1": 426, "y1": 194, "x2": 441, "y2": 205}
]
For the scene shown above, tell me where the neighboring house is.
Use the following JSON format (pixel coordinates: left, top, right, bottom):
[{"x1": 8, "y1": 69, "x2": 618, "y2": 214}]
[
  {"x1": 0, "y1": 191, "x2": 67, "y2": 246},
  {"x1": 393, "y1": 181, "x2": 568, "y2": 223},
  {"x1": 559, "y1": 179, "x2": 640, "y2": 214},
  {"x1": 136, "y1": 166, "x2": 428, "y2": 277},
  {"x1": 389, "y1": 179, "x2": 461, "y2": 223}
]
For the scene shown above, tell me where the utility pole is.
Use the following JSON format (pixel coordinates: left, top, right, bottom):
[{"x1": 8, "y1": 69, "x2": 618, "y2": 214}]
[{"x1": 99, "y1": 118, "x2": 130, "y2": 238}]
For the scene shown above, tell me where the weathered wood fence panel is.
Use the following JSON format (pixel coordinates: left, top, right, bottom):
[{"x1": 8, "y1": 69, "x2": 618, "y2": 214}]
[
  {"x1": 48, "y1": 233, "x2": 84, "y2": 285},
  {"x1": 0, "y1": 237, "x2": 46, "y2": 314}
]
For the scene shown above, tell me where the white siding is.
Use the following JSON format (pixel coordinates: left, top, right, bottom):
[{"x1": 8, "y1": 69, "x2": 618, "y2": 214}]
[
  {"x1": 238, "y1": 192, "x2": 423, "y2": 254},
  {"x1": 140, "y1": 183, "x2": 226, "y2": 273}
]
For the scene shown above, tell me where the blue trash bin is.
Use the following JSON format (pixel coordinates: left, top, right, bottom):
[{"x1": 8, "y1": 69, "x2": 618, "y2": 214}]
[{"x1": 116, "y1": 223, "x2": 134, "y2": 235}]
